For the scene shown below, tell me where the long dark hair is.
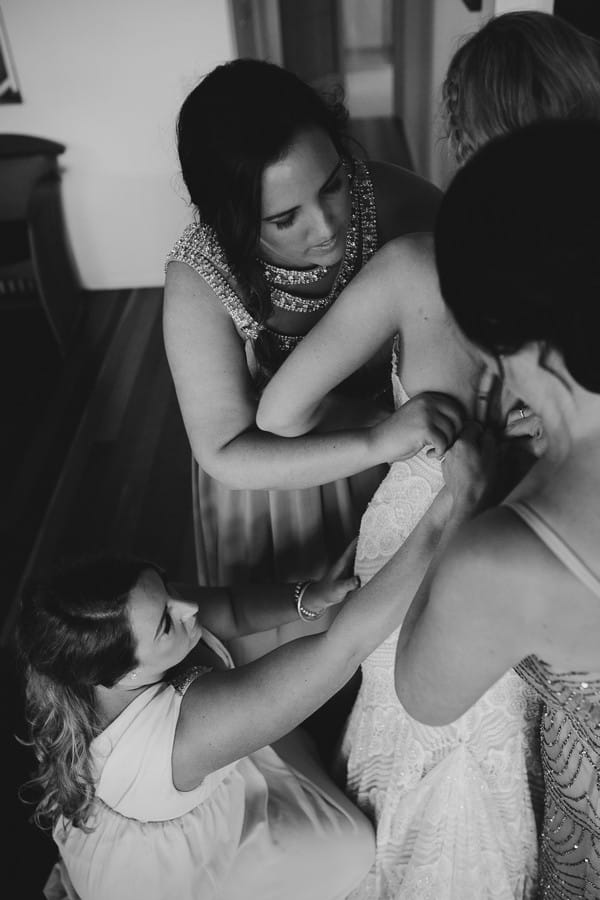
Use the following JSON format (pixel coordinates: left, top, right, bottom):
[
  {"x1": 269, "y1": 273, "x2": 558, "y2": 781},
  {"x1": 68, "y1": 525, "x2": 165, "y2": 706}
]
[
  {"x1": 435, "y1": 119, "x2": 600, "y2": 393},
  {"x1": 443, "y1": 11, "x2": 600, "y2": 164},
  {"x1": 177, "y1": 58, "x2": 350, "y2": 372},
  {"x1": 17, "y1": 556, "x2": 156, "y2": 829}
]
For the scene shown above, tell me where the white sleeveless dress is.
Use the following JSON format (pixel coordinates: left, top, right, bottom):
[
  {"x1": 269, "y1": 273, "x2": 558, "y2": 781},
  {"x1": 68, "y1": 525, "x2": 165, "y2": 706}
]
[
  {"x1": 45, "y1": 626, "x2": 375, "y2": 900},
  {"x1": 337, "y1": 346, "x2": 542, "y2": 899}
]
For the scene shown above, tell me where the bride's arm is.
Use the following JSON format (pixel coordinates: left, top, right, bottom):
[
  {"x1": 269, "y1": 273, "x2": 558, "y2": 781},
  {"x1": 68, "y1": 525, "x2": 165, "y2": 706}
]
[{"x1": 257, "y1": 234, "x2": 438, "y2": 437}]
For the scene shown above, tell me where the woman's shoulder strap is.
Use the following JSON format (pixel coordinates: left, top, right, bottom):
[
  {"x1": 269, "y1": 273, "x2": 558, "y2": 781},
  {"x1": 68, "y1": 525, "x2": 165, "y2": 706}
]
[
  {"x1": 351, "y1": 158, "x2": 379, "y2": 266},
  {"x1": 166, "y1": 223, "x2": 261, "y2": 340},
  {"x1": 170, "y1": 625, "x2": 235, "y2": 696},
  {"x1": 170, "y1": 664, "x2": 213, "y2": 695},
  {"x1": 167, "y1": 221, "x2": 229, "y2": 270},
  {"x1": 505, "y1": 499, "x2": 600, "y2": 599}
]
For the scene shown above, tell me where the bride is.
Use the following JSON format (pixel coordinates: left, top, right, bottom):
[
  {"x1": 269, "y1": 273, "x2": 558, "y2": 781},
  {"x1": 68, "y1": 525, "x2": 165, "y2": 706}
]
[
  {"x1": 258, "y1": 230, "x2": 542, "y2": 900},
  {"x1": 256, "y1": 10, "x2": 600, "y2": 895}
]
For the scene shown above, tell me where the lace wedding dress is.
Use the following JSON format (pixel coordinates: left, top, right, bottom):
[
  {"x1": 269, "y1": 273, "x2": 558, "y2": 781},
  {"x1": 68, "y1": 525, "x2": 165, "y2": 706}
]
[{"x1": 337, "y1": 347, "x2": 542, "y2": 899}]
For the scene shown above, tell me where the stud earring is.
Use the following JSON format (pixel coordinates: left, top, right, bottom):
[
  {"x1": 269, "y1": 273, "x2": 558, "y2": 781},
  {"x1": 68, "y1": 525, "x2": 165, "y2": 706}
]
[{"x1": 130, "y1": 671, "x2": 137, "y2": 680}]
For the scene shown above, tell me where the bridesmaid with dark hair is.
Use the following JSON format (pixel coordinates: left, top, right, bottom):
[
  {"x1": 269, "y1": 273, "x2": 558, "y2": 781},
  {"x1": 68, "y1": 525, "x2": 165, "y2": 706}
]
[{"x1": 163, "y1": 58, "x2": 451, "y2": 664}]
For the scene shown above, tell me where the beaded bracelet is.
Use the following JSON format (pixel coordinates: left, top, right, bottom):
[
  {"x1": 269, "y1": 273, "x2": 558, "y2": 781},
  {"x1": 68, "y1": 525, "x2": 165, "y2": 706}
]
[{"x1": 293, "y1": 581, "x2": 324, "y2": 623}]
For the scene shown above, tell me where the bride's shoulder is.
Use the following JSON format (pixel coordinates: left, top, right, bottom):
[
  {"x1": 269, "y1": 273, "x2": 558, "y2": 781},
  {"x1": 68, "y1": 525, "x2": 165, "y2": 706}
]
[{"x1": 434, "y1": 507, "x2": 543, "y2": 603}]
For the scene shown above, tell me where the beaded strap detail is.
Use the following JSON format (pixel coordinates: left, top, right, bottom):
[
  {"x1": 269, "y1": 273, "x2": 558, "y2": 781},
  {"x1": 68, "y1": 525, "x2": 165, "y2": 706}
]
[{"x1": 170, "y1": 664, "x2": 212, "y2": 696}]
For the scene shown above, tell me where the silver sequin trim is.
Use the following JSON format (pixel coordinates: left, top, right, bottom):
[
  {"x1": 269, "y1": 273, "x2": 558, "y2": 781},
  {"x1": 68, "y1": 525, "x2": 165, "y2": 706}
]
[{"x1": 170, "y1": 664, "x2": 212, "y2": 695}]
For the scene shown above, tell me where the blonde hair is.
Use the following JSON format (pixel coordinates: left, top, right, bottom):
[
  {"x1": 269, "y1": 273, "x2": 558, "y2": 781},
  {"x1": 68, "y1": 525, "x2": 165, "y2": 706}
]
[
  {"x1": 23, "y1": 670, "x2": 102, "y2": 830},
  {"x1": 17, "y1": 557, "x2": 152, "y2": 829},
  {"x1": 443, "y1": 11, "x2": 600, "y2": 164}
]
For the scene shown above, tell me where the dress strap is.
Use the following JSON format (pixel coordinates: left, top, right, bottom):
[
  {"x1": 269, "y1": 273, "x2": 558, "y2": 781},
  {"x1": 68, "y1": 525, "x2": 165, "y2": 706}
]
[
  {"x1": 170, "y1": 664, "x2": 212, "y2": 695},
  {"x1": 505, "y1": 500, "x2": 600, "y2": 598},
  {"x1": 390, "y1": 334, "x2": 409, "y2": 409},
  {"x1": 169, "y1": 625, "x2": 235, "y2": 695},
  {"x1": 200, "y1": 624, "x2": 235, "y2": 669},
  {"x1": 166, "y1": 222, "x2": 261, "y2": 342},
  {"x1": 353, "y1": 158, "x2": 378, "y2": 267}
]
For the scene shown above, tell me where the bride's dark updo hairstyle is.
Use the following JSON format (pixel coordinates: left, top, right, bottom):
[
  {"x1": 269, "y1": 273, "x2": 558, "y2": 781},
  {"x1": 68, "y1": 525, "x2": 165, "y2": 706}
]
[
  {"x1": 435, "y1": 119, "x2": 600, "y2": 393},
  {"x1": 176, "y1": 59, "x2": 350, "y2": 373}
]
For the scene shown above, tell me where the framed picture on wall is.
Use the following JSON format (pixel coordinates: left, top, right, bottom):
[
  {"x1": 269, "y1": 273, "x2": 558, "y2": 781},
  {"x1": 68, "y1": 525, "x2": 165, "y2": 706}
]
[{"x1": 0, "y1": 8, "x2": 22, "y2": 103}]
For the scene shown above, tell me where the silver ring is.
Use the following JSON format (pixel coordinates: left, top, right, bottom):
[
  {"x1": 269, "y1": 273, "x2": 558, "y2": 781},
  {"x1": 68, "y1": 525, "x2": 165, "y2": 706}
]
[{"x1": 518, "y1": 407, "x2": 526, "y2": 419}]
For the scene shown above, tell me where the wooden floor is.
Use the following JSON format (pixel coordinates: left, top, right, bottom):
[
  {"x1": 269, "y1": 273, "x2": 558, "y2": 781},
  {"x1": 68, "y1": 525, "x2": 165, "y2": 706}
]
[
  {"x1": 1, "y1": 287, "x2": 197, "y2": 645},
  {"x1": 1, "y1": 114, "x2": 413, "y2": 897}
]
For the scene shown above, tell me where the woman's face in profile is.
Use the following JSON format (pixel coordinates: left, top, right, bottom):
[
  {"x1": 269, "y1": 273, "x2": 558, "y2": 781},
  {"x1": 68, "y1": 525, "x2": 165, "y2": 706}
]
[
  {"x1": 258, "y1": 126, "x2": 351, "y2": 270},
  {"x1": 126, "y1": 569, "x2": 202, "y2": 685}
]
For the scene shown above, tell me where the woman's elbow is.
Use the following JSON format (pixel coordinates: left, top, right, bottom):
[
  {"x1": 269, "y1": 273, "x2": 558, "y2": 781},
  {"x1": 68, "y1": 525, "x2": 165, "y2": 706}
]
[
  {"x1": 256, "y1": 404, "x2": 307, "y2": 437},
  {"x1": 190, "y1": 442, "x2": 247, "y2": 489}
]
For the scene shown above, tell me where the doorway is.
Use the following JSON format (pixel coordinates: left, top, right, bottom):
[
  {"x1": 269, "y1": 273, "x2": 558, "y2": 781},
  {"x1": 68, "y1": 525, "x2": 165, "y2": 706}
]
[
  {"x1": 339, "y1": 0, "x2": 394, "y2": 117},
  {"x1": 229, "y1": 0, "x2": 415, "y2": 170}
]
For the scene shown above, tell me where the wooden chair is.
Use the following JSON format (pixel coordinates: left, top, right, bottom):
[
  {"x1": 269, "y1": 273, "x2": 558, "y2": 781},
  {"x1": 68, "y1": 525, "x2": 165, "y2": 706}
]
[{"x1": 0, "y1": 134, "x2": 81, "y2": 355}]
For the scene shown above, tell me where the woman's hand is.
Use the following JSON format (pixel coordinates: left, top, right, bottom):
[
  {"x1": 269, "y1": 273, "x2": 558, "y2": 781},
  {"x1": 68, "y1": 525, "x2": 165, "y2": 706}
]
[
  {"x1": 495, "y1": 403, "x2": 548, "y2": 496},
  {"x1": 442, "y1": 422, "x2": 500, "y2": 512},
  {"x1": 504, "y1": 404, "x2": 547, "y2": 458},
  {"x1": 370, "y1": 392, "x2": 465, "y2": 463},
  {"x1": 301, "y1": 540, "x2": 360, "y2": 617}
]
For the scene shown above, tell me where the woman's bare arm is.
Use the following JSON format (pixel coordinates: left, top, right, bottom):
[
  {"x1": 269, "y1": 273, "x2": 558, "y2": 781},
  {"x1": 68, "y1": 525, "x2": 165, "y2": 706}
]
[
  {"x1": 257, "y1": 236, "x2": 439, "y2": 436},
  {"x1": 164, "y1": 261, "x2": 385, "y2": 488},
  {"x1": 170, "y1": 543, "x2": 358, "y2": 640},
  {"x1": 164, "y1": 255, "x2": 461, "y2": 488},
  {"x1": 393, "y1": 504, "x2": 582, "y2": 725},
  {"x1": 173, "y1": 488, "x2": 469, "y2": 790}
]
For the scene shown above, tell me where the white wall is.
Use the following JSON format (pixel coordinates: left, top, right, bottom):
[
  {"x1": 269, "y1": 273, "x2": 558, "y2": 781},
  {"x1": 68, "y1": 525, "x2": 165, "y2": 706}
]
[
  {"x1": 491, "y1": 0, "x2": 553, "y2": 13},
  {"x1": 1, "y1": 0, "x2": 236, "y2": 289}
]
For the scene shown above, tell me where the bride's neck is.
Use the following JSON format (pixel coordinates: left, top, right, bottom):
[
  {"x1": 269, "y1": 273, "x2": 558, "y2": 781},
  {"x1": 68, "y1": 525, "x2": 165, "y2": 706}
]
[{"x1": 541, "y1": 375, "x2": 600, "y2": 465}]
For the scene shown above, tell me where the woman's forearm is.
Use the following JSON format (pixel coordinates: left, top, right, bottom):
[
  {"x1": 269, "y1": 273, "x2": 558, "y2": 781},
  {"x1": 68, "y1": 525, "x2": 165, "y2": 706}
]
[
  {"x1": 257, "y1": 387, "x2": 389, "y2": 438},
  {"x1": 204, "y1": 390, "x2": 453, "y2": 490},
  {"x1": 175, "y1": 581, "x2": 304, "y2": 639},
  {"x1": 177, "y1": 490, "x2": 456, "y2": 778},
  {"x1": 229, "y1": 581, "x2": 303, "y2": 634},
  {"x1": 203, "y1": 425, "x2": 380, "y2": 490}
]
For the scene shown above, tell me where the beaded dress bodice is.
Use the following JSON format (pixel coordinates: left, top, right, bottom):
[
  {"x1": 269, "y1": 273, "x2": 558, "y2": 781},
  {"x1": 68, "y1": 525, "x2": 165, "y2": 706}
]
[
  {"x1": 166, "y1": 157, "x2": 378, "y2": 366},
  {"x1": 507, "y1": 500, "x2": 600, "y2": 899}
]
